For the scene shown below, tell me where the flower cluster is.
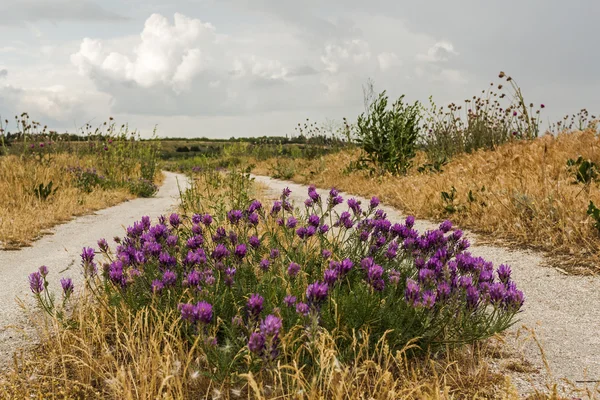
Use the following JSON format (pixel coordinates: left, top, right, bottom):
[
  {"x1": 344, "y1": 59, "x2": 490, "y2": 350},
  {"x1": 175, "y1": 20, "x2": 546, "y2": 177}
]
[{"x1": 29, "y1": 180, "x2": 524, "y2": 375}]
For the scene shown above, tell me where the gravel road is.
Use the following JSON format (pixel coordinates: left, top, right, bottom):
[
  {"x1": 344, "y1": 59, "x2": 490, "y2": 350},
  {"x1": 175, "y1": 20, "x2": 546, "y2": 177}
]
[
  {"x1": 0, "y1": 171, "x2": 189, "y2": 367},
  {"x1": 253, "y1": 175, "x2": 600, "y2": 392}
]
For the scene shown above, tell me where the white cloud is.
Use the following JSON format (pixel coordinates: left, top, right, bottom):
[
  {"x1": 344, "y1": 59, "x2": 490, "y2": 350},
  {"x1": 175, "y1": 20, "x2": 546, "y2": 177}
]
[
  {"x1": 377, "y1": 52, "x2": 401, "y2": 71},
  {"x1": 416, "y1": 41, "x2": 458, "y2": 62}
]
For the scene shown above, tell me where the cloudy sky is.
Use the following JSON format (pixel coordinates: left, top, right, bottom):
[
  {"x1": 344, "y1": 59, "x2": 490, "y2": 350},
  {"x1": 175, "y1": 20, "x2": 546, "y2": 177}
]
[{"x1": 0, "y1": 0, "x2": 598, "y2": 138}]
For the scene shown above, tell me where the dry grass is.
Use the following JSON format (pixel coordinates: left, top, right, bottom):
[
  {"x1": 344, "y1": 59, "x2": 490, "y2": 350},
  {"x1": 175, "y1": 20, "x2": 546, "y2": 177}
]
[
  {"x1": 0, "y1": 154, "x2": 151, "y2": 249},
  {"x1": 253, "y1": 130, "x2": 600, "y2": 274}
]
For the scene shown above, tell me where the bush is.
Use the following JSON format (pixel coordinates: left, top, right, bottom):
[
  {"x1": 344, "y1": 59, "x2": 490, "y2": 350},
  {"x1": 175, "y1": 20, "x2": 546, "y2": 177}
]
[
  {"x1": 355, "y1": 91, "x2": 422, "y2": 175},
  {"x1": 127, "y1": 177, "x2": 158, "y2": 198},
  {"x1": 67, "y1": 166, "x2": 109, "y2": 193},
  {"x1": 31, "y1": 171, "x2": 524, "y2": 385}
]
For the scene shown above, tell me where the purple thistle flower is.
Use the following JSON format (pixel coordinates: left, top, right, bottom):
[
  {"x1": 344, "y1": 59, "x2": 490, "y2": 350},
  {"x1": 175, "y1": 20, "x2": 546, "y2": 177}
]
[
  {"x1": 330, "y1": 195, "x2": 343, "y2": 207},
  {"x1": 81, "y1": 247, "x2": 97, "y2": 277},
  {"x1": 192, "y1": 214, "x2": 202, "y2": 224},
  {"x1": 108, "y1": 261, "x2": 124, "y2": 285},
  {"x1": 319, "y1": 224, "x2": 329, "y2": 234},
  {"x1": 151, "y1": 279, "x2": 164, "y2": 294},
  {"x1": 39, "y1": 265, "x2": 48, "y2": 277},
  {"x1": 179, "y1": 303, "x2": 196, "y2": 322},
  {"x1": 259, "y1": 258, "x2": 271, "y2": 271},
  {"x1": 97, "y1": 238, "x2": 109, "y2": 252},
  {"x1": 324, "y1": 268, "x2": 338, "y2": 286},
  {"x1": 295, "y1": 302, "x2": 310, "y2": 316},
  {"x1": 367, "y1": 264, "x2": 384, "y2": 282},
  {"x1": 347, "y1": 198, "x2": 362, "y2": 215},
  {"x1": 466, "y1": 285, "x2": 480, "y2": 309},
  {"x1": 227, "y1": 210, "x2": 243, "y2": 225},
  {"x1": 306, "y1": 281, "x2": 328, "y2": 304},
  {"x1": 248, "y1": 332, "x2": 265, "y2": 354},
  {"x1": 308, "y1": 186, "x2": 320, "y2": 202},
  {"x1": 247, "y1": 293, "x2": 264, "y2": 316},
  {"x1": 166, "y1": 235, "x2": 178, "y2": 248},
  {"x1": 305, "y1": 198, "x2": 314, "y2": 207},
  {"x1": 286, "y1": 216, "x2": 298, "y2": 229},
  {"x1": 184, "y1": 270, "x2": 201, "y2": 287},
  {"x1": 296, "y1": 226, "x2": 308, "y2": 239},
  {"x1": 270, "y1": 248, "x2": 280, "y2": 259},
  {"x1": 421, "y1": 290, "x2": 437, "y2": 308},
  {"x1": 489, "y1": 282, "x2": 506, "y2": 304},
  {"x1": 370, "y1": 196, "x2": 380, "y2": 208},
  {"x1": 260, "y1": 314, "x2": 283, "y2": 337},
  {"x1": 504, "y1": 287, "x2": 525, "y2": 311},
  {"x1": 497, "y1": 264, "x2": 512, "y2": 284},
  {"x1": 162, "y1": 270, "x2": 177, "y2": 286},
  {"x1": 329, "y1": 188, "x2": 339, "y2": 197},
  {"x1": 248, "y1": 200, "x2": 262, "y2": 213},
  {"x1": 389, "y1": 269, "x2": 401, "y2": 285},
  {"x1": 28, "y1": 272, "x2": 44, "y2": 294},
  {"x1": 212, "y1": 243, "x2": 230, "y2": 261},
  {"x1": 405, "y1": 216, "x2": 415, "y2": 228},
  {"x1": 452, "y1": 229, "x2": 463, "y2": 241},
  {"x1": 405, "y1": 279, "x2": 420, "y2": 306},
  {"x1": 60, "y1": 278, "x2": 74, "y2": 297},
  {"x1": 339, "y1": 258, "x2": 353, "y2": 275},
  {"x1": 169, "y1": 213, "x2": 181, "y2": 228},
  {"x1": 202, "y1": 214, "x2": 213, "y2": 226},
  {"x1": 282, "y1": 187, "x2": 292, "y2": 198},
  {"x1": 287, "y1": 262, "x2": 300, "y2": 278},
  {"x1": 224, "y1": 267, "x2": 236, "y2": 287},
  {"x1": 436, "y1": 281, "x2": 451, "y2": 300},
  {"x1": 159, "y1": 251, "x2": 176, "y2": 267},
  {"x1": 195, "y1": 301, "x2": 213, "y2": 324},
  {"x1": 284, "y1": 295, "x2": 297, "y2": 307},
  {"x1": 249, "y1": 235, "x2": 261, "y2": 248},
  {"x1": 271, "y1": 201, "x2": 282, "y2": 215},
  {"x1": 308, "y1": 214, "x2": 320, "y2": 227},
  {"x1": 439, "y1": 220, "x2": 453, "y2": 233},
  {"x1": 248, "y1": 213, "x2": 259, "y2": 226},
  {"x1": 322, "y1": 249, "x2": 332, "y2": 259},
  {"x1": 234, "y1": 244, "x2": 247, "y2": 259}
]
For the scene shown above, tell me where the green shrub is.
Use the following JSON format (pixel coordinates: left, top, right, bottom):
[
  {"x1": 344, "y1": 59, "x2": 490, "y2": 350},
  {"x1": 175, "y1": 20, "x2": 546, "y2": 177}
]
[
  {"x1": 355, "y1": 91, "x2": 422, "y2": 175},
  {"x1": 127, "y1": 178, "x2": 158, "y2": 198}
]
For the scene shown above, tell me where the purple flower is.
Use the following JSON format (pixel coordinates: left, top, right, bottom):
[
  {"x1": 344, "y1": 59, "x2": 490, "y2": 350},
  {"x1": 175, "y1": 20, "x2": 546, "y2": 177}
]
[
  {"x1": 304, "y1": 198, "x2": 314, "y2": 207},
  {"x1": 224, "y1": 267, "x2": 237, "y2": 287},
  {"x1": 296, "y1": 226, "x2": 308, "y2": 239},
  {"x1": 452, "y1": 230, "x2": 463, "y2": 240},
  {"x1": 339, "y1": 258, "x2": 353, "y2": 275},
  {"x1": 108, "y1": 261, "x2": 124, "y2": 285},
  {"x1": 38, "y1": 265, "x2": 48, "y2": 277},
  {"x1": 322, "y1": 249, "x2": 332, "y2": 259},
  {"x1": 248, "y1": 213, "x2": 259, "y2": 226},
  {"x1": 282, "y1": 187, "x2": 292, "y2": 198},
  {"x1": 260, "y1": 314, "x2": 282, "y2": 337},
  {"x1": 192, "y1": 214, "x2": 202, "y2": 224},
  {"x1": 405, "y1": 216, "x2": 415, "y2": 228},
  {"x1": 439, "y1": 220, "x2": 453, "y2": 233},
  {"x1": 306, "y1": 281, "x2": 328, "y2": 304},
  {"x1": 319, "y1": 224, "x2": 329, "y2": 234},
  {"x1": 212, "y1": 243, "x2": 230, "y2": 260},
  {"x1": 489, "y1": 282, "x2": 506, "y2": 304},
  {"x1": 247, "y1": 293, "x2": 264, "y2": 316},
  {"x1": 249, "y1": 235, "x2": 261, "y2": 249},
  {"x1": 295, "y1": 302, "x2": 310, "y2": 316},
  {"x1": 227, "y1": 210, "x2": 243, "y2": 224},
  {"x1": 308, "y1": 186, "x2": 320, "y2": 202},
  {"x1": 504, "y1": 287, "x2": 525, "y2": 311},
  {"x1": 97, "y1": 238, "x2": 109, "y2": 252},
  {"x1": 159, "y1": 251, "x2": 176, "y2": 267},
  {"x1": 248, "y1": 332, "x2": 265, "y2": 354},
  {"x1": 60, "y1": 278, "x2": 74, "y2": 297},
  {"x1": 234, "y1": 244, "x2": 247, "y2": 259},
  {"x1": 151, "y1": 279, "x2": 164, "y2": 294},
  {"x1": 367, "y1": 264, "x2": 384, "y2": 282},
  {"x1": 286, "y1": 216, "x2": 298, "y2": 229},
  {"x1": 466, "y1": 285, "x2": 480, "y2": 309},
  {"x1": 81, "y1": 247, "x2": 97, "y2": 277},
  {"x1": 329, "y1": 188, "x2": 339, "y2": 197},
  {"x1": 284, "y1": 295, "x2": 296, "y2": 307},
  {"x1": 497, "y1": 264, "x2": 512, "y2": 284},
  {"x1": 405, "y1": 279, "x2": 420, "y2": 306},
  {"x1": 287, "y1": 262, "x2": 300, "y2": 278},
  {"x1": 248, "y1": 200, "x2": 262, "y2": 213},
  {"x1": 162, "y1": 270, "x2": 177, "y2": 286},
  {"x1": 308, "y1": 214, "x2": 320, "y2": 227},
  {"x1": 28, "y1": 272, "x2": 44, "y2": 294},
  {"x1": 166, "y1": 235, "x2": 178, "y2": 247},
  {"x1": 195, "y1": 301, "x2": 213, "y2": 324},
  {"x1": 421, "y1": 290, "x2": 437, "y2": 308},
  {"x1": 436, "y1": 281, "x2": 451, "y2": 300},
  {"x1": 179, "y1": 303, "x2": 196, "y2": 323},
  {"x1": 389, "y1": 269, "x2": 401, "y2": 285},
  {"x1": 324, "y1": 268, "x2": 338, "y2": 286},
  {"x1": 347, "y1": 198, "x2": 362, "y2": 215},
  {"x1": 202, "y1": 214, "x2": 213, "y2": 226},
  {"x1": 271, "y1": 201, "x2": 282, "y2": 215},
  {"x1": 259, "y1": 258, "x2": 271, "y2": 271},
  {"x1": 169, "y1": 213, "x2": 181, "y2": 228},
  {"x1": 370, "y1": 196, "x2": 380, "y2": 208},
  {"x1": 270, "y1": 248, "x2": 280, "y2": 259},
  {"x1": 184, "y1": 270, "x2": 201, "y2": 287}
]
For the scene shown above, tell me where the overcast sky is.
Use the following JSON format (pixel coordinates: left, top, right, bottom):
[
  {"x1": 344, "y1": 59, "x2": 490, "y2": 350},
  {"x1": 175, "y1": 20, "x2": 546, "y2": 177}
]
[{"x1": 0, "y1": 0, "x2": 598, "y2": 138}]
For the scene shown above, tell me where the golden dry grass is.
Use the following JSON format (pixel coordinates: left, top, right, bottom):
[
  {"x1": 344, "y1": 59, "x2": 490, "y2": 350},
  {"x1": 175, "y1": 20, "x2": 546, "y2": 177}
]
[
  {"x1": 0, "y1": 154, "x2": 162, "y2": 249},
  {"x1": 252, "y1": 130, "x2": 600, "y2": 274}
]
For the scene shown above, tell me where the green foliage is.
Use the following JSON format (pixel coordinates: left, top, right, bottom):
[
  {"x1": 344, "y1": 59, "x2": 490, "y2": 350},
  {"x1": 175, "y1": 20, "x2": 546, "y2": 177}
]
[
  {"x1": 441, "y1": 186, "x2": 461, "y2": 214},
  {"x1": 587, "y1": 201, "x2": 600, "y2": 233},
  {"x1": 567, "y1": 156, "x2": 598, "y2": 185},
  {"x1": 33, "y1": 181, "x2": 58, "y2": 201},
  {"x1": 355, "y1": 91, "x2": 422, "y2": 175},
  {"x1": 417, "y1": 156, "x2": 448, "y2": 174},
  {"x1": 127, "y1": 178, "x2": 158, "y2": 198}
]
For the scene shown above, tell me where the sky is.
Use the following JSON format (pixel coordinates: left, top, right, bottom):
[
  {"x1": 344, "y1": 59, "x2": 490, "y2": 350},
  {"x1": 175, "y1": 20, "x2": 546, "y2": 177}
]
[{"x1": 0, "y1": 0, "x2": 598, "y2": 138}]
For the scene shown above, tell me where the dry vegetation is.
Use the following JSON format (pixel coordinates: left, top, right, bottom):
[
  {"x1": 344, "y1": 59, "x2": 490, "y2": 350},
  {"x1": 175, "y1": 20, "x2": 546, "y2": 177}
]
[
  {"x1": 0, "y1": 154, "x2": 135, "y2": 249},
  {"x1": 252, "y1": 129, "x2": 600, "y2": 274}
]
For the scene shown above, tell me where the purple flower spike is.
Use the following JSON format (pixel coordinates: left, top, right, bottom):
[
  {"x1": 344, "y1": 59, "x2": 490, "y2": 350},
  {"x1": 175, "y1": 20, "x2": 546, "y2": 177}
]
[
  {"x1": 284, "y1": 295, "x2": 297, "y2": 307},
  {"x1": 260, "y1": 314, "x2": 282, "y2": 337},
  {"x1": 227, "y1": 210, "x2": 243, "y2": 225},
  {"x1": 249, "y1": 235, "x2": 261, "y2": 248},
  {"x1": 287, "y1": 262, "x2": 300, "y2": 278},
  {"x1": 234, "y1": 244, "x2": 247, "y2": 259},
  {"x1": 248, "y1": 332, "x2": 265, "y2": 354},
  {"x1": 195, "y1": 301, "x2": 213, "y2": 324},
  {"x1": 169, "y1": 213, "x2": 181, "y2": 228},
  {"x1": 296, "y1": 302, "x2": 310, "y2": 316},
  {"x1": 286, "y1": 216, "x2": 298, "y2": 229},
  {"x1": 370, "y1": 196, "x2": 380, "y2": 208},
  {"x1": 38, "y1": 265, "x2": 49, "y2": 277},
  {"x1": 60, "y1": 278, "x2": 74, "y2": 297},
  {"x1": 497, "y1": 264, "x2": 512, "y2": 283},
  {"x1": 162, "y1": 270, "x2": 177, "y2": 286},
  {"x1": 405, "y1": 279, "x2": 420, "y2": 306},
  {"x1": 247, "y1": 293, "x2": 264, "y2": 316},
  {"x1": 151, "y1": 279, "x2": 164, "y2": 294},
  {"x1": 28, "y1": 272, "x2": 44, "y2": 294},
  {"x1": 306, "y1": 281, "x2": 328, "y2": 304}
]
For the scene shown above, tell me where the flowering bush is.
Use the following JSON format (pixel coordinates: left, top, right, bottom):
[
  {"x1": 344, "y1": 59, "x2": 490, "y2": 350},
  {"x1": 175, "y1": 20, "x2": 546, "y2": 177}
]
[{"x1": 30, "y1": 175, "x2": 524, "y2": 381}]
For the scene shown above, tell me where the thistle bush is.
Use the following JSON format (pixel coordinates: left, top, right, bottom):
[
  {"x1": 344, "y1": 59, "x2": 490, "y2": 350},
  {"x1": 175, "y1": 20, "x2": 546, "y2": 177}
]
[{"x1": 30, "y1": 169, "x2": 524, "y2": 383}]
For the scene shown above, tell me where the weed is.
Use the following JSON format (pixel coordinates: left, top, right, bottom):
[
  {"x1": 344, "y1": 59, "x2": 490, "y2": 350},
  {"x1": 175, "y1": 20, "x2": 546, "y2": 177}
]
[{"x1": 33, "y1": 181, "x2": 58, "y2": 201}]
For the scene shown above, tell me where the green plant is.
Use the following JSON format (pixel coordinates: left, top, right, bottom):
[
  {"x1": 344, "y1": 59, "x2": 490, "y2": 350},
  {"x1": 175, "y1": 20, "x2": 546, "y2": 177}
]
[
  {"x1": 127, "y1": 178, "x2": 158, "y2": 198},
  {"x1": 587, "y1": 201, "x2": 600, "y2": 233},
  {"x1": 33, "y1": 181, "x2": 58, "y2": 201},
  {"x1": 355, "y1": 87, "x2": 422, "y2": 175},
  {"x1": 567, "y1": 156, "x2": 598, "y2": 185},
  {"x1": 417, "y1": 156, "x2": 448, "y2": 174},
  {"x1": 441, "y1": 186, "x2": 465, "y2": 214}
]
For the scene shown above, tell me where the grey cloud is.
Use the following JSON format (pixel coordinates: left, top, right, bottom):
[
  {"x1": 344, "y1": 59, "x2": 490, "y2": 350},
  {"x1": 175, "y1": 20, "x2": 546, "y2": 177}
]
[
  {"x1": 0, "y1": 0, "x2": 127, "y2": 25},
  {"x1": 0, "y1": 69, "x2": 7, "y2": 79},
  {"x1": 288, "y1": 65, "x2": 319, "y2": 77}
]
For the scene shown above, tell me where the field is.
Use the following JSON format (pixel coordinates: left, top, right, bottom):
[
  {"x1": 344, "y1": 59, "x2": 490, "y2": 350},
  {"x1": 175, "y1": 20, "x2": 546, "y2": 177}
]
[{"x1": 1, "y1": 75, "x2": 600, "y2": 399}]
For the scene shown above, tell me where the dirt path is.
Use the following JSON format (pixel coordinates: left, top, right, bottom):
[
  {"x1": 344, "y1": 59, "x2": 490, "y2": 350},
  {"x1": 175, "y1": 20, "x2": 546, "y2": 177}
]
[
  {"x1": 253, "y1": 175, "x2": 600, "y2": 393},
  {"x1": 0, "y1": 171, "x2": 189, "y2": 367}
]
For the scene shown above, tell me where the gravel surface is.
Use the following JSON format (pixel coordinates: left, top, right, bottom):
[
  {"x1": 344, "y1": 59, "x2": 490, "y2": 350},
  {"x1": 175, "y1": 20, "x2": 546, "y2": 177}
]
[
  {"x1": 253, "y1": 175, "x2": 600, "y2": 393},
  {"x1": 0, "y1": 171, "x2": 189, "y2": 368}
]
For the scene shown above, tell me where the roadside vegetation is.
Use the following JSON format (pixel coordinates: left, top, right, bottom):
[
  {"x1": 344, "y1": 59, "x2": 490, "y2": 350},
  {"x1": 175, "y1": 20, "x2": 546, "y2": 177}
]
[{"x1": 0, "y1": 114, "x2": 161, "y2": 248}]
